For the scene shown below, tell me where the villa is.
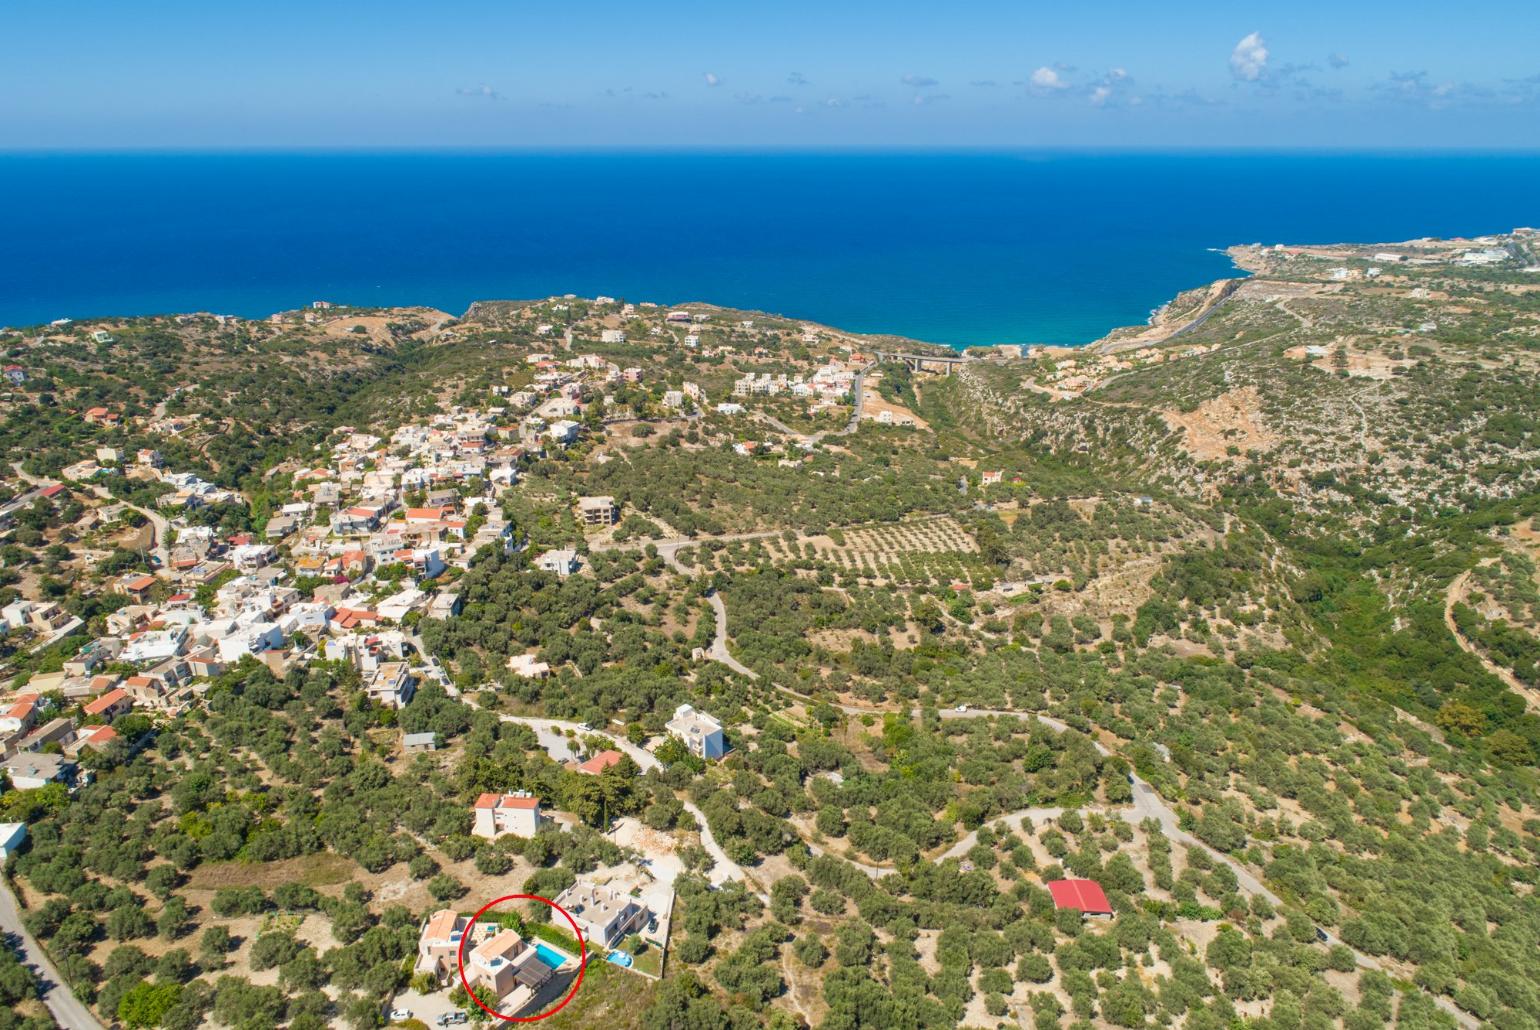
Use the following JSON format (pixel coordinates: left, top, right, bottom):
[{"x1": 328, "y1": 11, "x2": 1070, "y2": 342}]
[
  {"x1": 554, "y1": 880, "x2": 651, "y2": 949},
  {"x1": 415, "y1": 909, "x2": 470, "y2": 981},
  {"x1": 467, "y1": 928, "x2": 577, "y2": 1014}
]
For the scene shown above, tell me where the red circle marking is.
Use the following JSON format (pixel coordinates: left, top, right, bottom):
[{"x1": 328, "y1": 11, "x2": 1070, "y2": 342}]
[{"x1": 454, "y1": 893, "x2": 589, "y2": 1023}]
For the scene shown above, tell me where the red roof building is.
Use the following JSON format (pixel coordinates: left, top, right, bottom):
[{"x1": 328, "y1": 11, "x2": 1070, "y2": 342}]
[
  {"x1": 576, "y1": 750, "x2": 624, "y2": 775},
  {"x1": 78, "y1": 725, "x2": 119, "y2": 748},
  {"x1": 1046, "y1": 879, "x2": 1112, "y2": 916},
  {"x1": 83, "y1": 687, "x2": 131, "y2": 721}
]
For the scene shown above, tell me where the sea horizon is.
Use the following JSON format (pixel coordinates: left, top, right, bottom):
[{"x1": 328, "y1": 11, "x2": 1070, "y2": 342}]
[{"x1": 4, "y1": 149, "x2": 1537, "y2": 347}]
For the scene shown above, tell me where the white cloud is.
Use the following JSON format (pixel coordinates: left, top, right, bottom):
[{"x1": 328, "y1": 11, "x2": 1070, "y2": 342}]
[
  {"x1": 901, "y1": 73, "x2": 939, "y2": 88},
  {"x1": 1229, "y1": 31, "x2": 1269, "y2": 82},
  {"x1": 1328, "y1": 52, "x2": 1350, "y2": 70},
  {"x1": 1085, "y1": 68, "x2": 1135, "y2": 107},
  {"x1": 456, "y1": 84, "x2": 503, "y2": 101},
  {"x1": 787, "y1": 72, "x2": 809, "y2": 87},
  {"x1": 1030, "y1": 66, "x2": 1069, "y2": 91},
  {"x1": 703, "y1": 72, "x2": 721, "y2": 87}
]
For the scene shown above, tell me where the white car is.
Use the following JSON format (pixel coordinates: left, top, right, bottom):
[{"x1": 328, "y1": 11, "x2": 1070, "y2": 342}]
[
  {"x1": 389, "y1": 1010, "x2": 411, "y2": 1022},
  {"x1": 955, "y1": 704, "x2": 968, "y2": 713}
]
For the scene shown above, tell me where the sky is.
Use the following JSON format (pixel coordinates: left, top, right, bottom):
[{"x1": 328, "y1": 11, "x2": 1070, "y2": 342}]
[{"x1": 3, "y1": 0, "x2": 1539, "y2": 149}]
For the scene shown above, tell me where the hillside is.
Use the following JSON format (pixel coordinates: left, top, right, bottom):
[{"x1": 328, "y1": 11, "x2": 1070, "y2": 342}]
[{"x1": 0, "y1": 231, "x2": 1538, "y2": 1030}]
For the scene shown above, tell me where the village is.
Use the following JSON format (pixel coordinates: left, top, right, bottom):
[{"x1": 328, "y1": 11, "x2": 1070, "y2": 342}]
[
  {"x1": 0, "y1": 310, "x2": 780, "y2": 1021},
  {"x1": 0, "y1": 280, "x2": 1064, "y2": 1027}
]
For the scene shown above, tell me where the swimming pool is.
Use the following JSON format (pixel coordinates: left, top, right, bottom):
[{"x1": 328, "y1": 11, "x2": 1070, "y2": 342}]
[
  {"x1": 605, "y1": 951, "x2": 633, "y2": 968},
  {"x1": 532, "y1": 943, "x2": 568, "y2": 969}
]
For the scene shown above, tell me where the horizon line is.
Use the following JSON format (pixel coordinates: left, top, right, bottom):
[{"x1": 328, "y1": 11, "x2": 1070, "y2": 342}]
[{"x1": 5, "y1": 143, "x2": 1540, "y2": 157}]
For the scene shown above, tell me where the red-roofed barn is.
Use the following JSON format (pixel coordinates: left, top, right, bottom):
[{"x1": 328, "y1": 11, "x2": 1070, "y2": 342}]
[{"x1": 1046, "y1": 879, "x2": 1112, "y2": 917}]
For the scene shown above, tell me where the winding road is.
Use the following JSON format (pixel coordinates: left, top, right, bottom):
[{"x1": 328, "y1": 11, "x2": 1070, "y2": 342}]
[
  {"x1": 1445, "y1": 566, "x2": 1540, "y2": 714},
  {"x1": 636, "y1": 559, "x2": 1480, "y2": 1028},
  {"x1": 455, "y1": 700, "x2": 769, "y2": 903}
]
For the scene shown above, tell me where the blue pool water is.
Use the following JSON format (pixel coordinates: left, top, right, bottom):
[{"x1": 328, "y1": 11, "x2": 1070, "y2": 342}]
[
  {"x1": 532, "y1": 942, "x2": 567, "y2": 969},
  {"x1": 605, "y1": 950, "x2": 633, "y2": 968},
  {"x1": 1, "y1": 151, "x2": 1537, "y2": 346}
]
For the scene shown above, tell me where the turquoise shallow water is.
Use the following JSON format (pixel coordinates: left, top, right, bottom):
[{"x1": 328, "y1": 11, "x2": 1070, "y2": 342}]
[{"x1": 2, "y1": 150, "x2": 1537, "y2": 346}]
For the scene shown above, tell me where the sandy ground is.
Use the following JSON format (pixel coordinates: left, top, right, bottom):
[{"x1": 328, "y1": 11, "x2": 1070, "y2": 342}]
[{"x1": 1163, "y1": 386, "x2": 1278, "y2": 461}]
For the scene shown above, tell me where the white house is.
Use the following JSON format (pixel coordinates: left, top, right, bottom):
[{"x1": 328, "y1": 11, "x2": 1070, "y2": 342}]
[
  {"x1": 377, "y1": 588, "x2": 428, "y2": 623},
  {"x1": 2, "y1": 752, "x2": 75, "y2": 790},
  {"x1": 0, "y1": 822, "x2": 27, "y2": 861},
  {"x1": 666, "y1": 703, "x2": 726, "y2": 759},
  {"x1": 554, "y1": 880, "x2": 651, "y2": 949},
  {"x1": 426, "y1": 593, "x2": 462, "y2": 619},
  {"x1": 534, "y1": 549, "x2": 580, "y2": 578},
  {"x1": 547, "y1": 420, "x2": 581, "y2": 446},
  {"x1": 472, "y1": 792, "x2": 544, "y2": 839},
  {"x1": 1, "y1": 600, "x2": 34, "y2": 631},
  {"x1": 121, "y1": 627, "x2": 189, "y2": 664},
  {"x1": 366, "y1": 662, "x2": 416, "y2": 709},
  {"x1": 213, "y1": 622, "x2": 284, "y2": 663}
]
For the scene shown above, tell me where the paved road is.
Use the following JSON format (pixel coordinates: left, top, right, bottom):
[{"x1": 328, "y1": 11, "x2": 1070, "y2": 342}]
[
  {"x1": 0, "y1": 881, "x2": 107, "y2": 1030},
  {"x1": 3, "y1": 465, "x2": 56, "y2": 521},
  {"x1": 90, "y1": 486, "x2": 172, "y2": 570}
]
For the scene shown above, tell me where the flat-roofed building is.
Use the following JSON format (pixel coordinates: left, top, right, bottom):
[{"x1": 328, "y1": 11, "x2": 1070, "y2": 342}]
[
  {"x1": 555, "y1": 880, "x2": 651, "y2": 949},
  {"x1": 665, "y1": 703, "x2": 725, "y2": 760},
  {"x1": 576, "y1": 496, "x2": 618, "y2": 526}
]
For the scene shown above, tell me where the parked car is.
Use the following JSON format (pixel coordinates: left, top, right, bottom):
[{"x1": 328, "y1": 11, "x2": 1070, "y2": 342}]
[
  {"x1": 389, "y1": 1010, "x2": 411, "y2": 1022},
  {"x1": 437, "y1": 1014, "x2": 468, "y2": 1027}
]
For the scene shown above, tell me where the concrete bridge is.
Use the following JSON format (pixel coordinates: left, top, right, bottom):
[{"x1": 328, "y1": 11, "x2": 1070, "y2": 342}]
[{"x1": 873, "y1": 349, "x2": 973, "y2": 375}]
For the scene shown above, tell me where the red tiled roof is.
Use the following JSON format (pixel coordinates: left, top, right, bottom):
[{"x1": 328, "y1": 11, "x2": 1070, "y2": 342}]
[
  {"x1": 422, "y1": 909, "x2": 462, "y2": 944},
  {"x1": 577, "y1": 750, "x2": 624, "y2": 775},
  {"x1": 83, "y1": 687, "x2": 129, "y2": 716},
  {"x1": 81, "y1": 725, "x2": 119, "y2": 746},
  {"x1": 1046, "y1": 879, "x2": 1112, "y2": 914}
]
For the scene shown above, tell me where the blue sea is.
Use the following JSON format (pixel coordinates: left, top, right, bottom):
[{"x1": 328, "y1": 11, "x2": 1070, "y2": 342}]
[{"x1": 2, "y1": 151, "x2": 1537, "y2": 347}]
